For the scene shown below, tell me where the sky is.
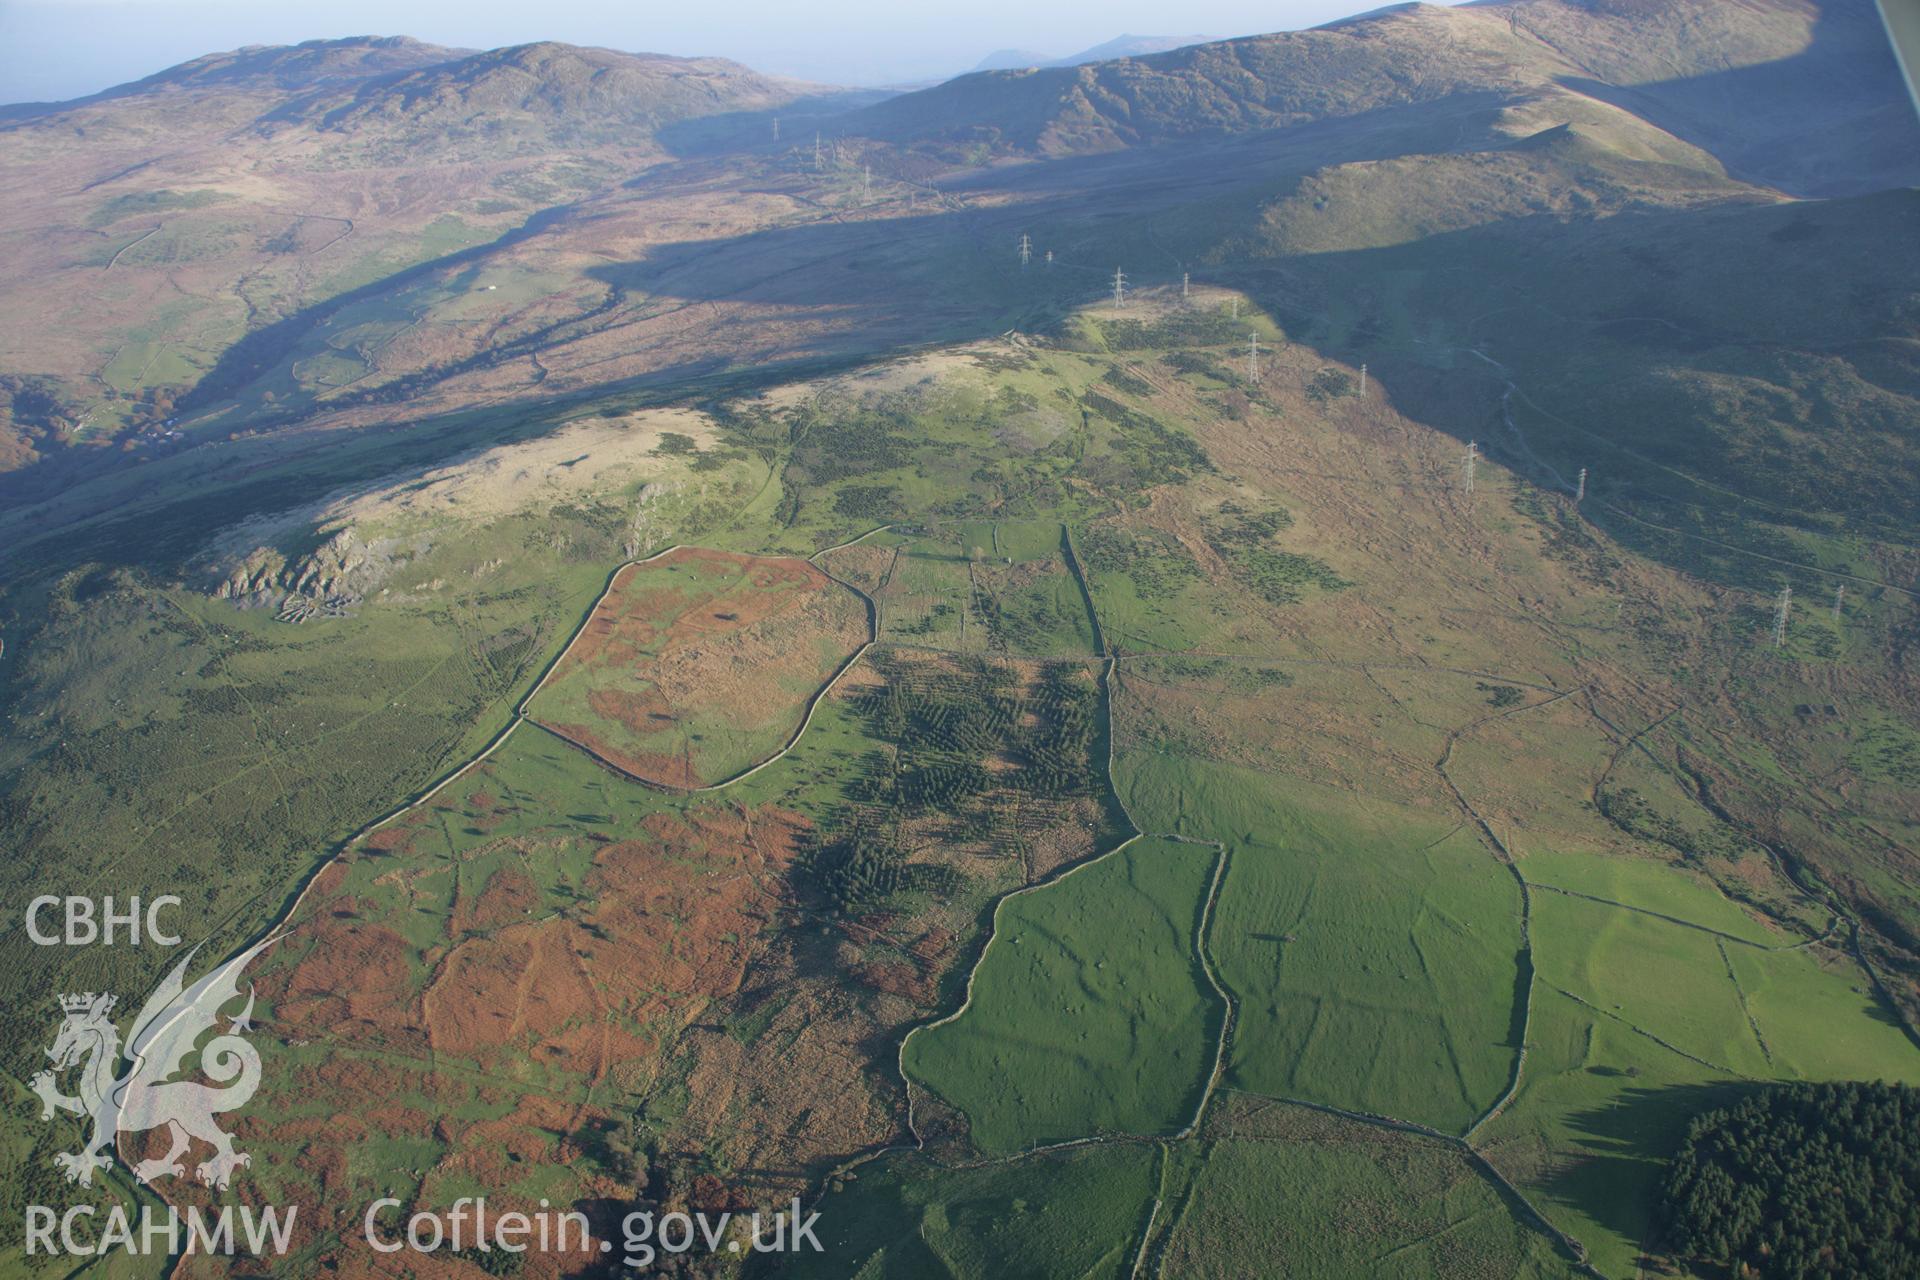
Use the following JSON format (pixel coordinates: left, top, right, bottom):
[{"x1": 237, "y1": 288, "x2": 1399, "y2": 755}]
[{"x1": 0, "y1": 0, "x2": 1462, "y2": 104}]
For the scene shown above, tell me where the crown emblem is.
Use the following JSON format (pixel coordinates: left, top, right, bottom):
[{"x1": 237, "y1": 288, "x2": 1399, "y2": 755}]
[{"x1": 59, "y1": 992, "x2": 114, "y2": 1015}]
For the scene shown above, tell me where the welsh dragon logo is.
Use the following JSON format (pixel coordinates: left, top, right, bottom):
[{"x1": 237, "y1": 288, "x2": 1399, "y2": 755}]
[{"x1": 31, "y1": 935, "x2": 276, "y2": 1190}]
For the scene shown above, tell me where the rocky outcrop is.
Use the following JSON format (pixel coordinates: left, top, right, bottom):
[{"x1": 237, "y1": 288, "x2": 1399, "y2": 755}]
[{"x1": 205, "y1": 524, "x2": 430, "y2": 621}]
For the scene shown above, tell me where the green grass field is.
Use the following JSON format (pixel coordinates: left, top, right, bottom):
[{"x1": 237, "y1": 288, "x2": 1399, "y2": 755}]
[
  {"x1": 1116, "y1": 754, "x2": 1525, "y2": 1133},
  {"x1": 1518, "y1": 847, "x2": 1795, "y2": 948},
  {"x1": 1530, "y1": 891, "x2": 1773, "y2": 1077},
  {"x1": 1157, "y1": 1115, "x2": 1579, "y2": 1279},
  {"x1": 784, "y1": 1095, "x2": 1581, "y2": 1280},
  {"x1": 1476, "y1": 985, "x2": 1738, "y2": 1279},
  {"x1": 1487, "y1": 879, "x2": 1920, "y2": 1275},
  {"x1": 903, "y1": 836, "x2": 1224, "y2": 1153},
  {"x1": 1725, "y1": 943, "x2": 1920, "y2": 1082},
  {"x1": 1527, "y1": 865, "x2": 1920, "y2": 1086}
]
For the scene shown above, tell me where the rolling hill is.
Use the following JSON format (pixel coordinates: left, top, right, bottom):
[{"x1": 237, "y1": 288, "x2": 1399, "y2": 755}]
[
  {"x1": 0, "y1": 2, "x2": 1917, "y2": 1277},
  {"x1": 0, "y1": 37, "x2": 844, "y2": 487},
  {"x1": 255, "y1": 40, "x2": 828, "y2": 151},
  {"x1": 0, "y1": 34, "x2": 464, "y2": 120},
  {"x1": 855, "y1": 0, "x2": 1919, "y2": 194},
  {"x1": 972, "y1": 33, "x2": 1213, "y2": 72}
]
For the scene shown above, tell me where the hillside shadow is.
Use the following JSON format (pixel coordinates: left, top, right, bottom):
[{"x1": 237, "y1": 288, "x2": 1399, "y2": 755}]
[
  {"x1": 1539, "y1": 1079, "x2": 1759, "y2": 1255},
  {"x1": 563, "y1": 163, "x2": 1918, "y2": 589},
  {"x1": 1227, "y1": 188, "x2": 1920, "y2": 589},
  {"x1": 10, "y1": 43, "x2": 1917, "y2": 598},
  {"x1": 13, "y1": 157, "x2": 1914, "y2": 600},
  {"x1": 1550, "y1": 0, "x2": 1920, "y2": 197},
  {"x1": 574, "y1": 89, "x2": 1554, "y2": 327},
  {"x1": 0, "y1": 344, "x2": 857, "y2": 585},
  {"x1": 171, "y1": 201, "x2": 582, "y2": 420}
]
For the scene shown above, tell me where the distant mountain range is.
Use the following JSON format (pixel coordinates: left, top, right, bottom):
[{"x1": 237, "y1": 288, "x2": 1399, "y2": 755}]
[
  {"x1": 0, "y1": 0, "x2": 1914, "y2": 495},
  {"x1": 859, "y1": 0, "x2": 1918, "y2": 193},
  {"x1": 0, "y1": 35, "x2": 845, "y2": 145},
  {"x1": 971, "y1": 35, "x2": 1212, "y2": 73}
]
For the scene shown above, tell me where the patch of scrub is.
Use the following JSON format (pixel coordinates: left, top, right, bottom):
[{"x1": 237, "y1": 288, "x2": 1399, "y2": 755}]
[
  {"x1": 528, "y1": 547, "x2": 869, "y2": 787},
  {"x1": 878, "y1": 522, "x2": 1100, "y2": 657}
]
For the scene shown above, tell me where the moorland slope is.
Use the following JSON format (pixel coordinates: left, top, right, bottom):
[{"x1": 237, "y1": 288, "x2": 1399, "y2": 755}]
[{"x1": 0, "y1": 4, "x2": 1916, "y2": 1276}]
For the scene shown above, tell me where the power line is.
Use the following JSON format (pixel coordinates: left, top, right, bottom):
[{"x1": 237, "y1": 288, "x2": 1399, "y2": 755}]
[
  {"x1": 1111, "y1": 267, "x2": 1128, "y2": 308},
  {"x1": 1773, "y1": 585, "x2": 1792, "y2": 648},
  {"x1": 1018, "y1": 234, "x2": 1032, "y2": 267},
  {"x1": 1246, "y1": 333, "x2": 1261, "y2": 383},
  {"x1": 1462, "y1": 440, "x2": 1479, "y2": 495}
]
